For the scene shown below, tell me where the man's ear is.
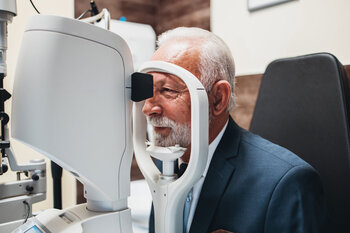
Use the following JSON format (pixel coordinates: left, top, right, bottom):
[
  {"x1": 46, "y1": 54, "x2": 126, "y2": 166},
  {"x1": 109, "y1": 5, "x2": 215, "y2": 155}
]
[{"x1": 210, "y1": 80, "x2": 231, "y2": 116}]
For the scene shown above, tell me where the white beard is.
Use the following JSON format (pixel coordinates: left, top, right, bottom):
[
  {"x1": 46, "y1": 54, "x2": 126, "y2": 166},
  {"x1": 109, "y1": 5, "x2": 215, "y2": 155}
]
[{"x1": 147, "y1": 116, "x2": 191, "y2": 147}]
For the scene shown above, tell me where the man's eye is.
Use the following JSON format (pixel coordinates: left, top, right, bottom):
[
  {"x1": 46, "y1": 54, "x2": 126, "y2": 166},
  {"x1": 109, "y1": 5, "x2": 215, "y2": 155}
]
[
  {"x1": 162, "y1": 88, "x2": 178, "y2": 93},
  {"x1": 159, "y1": 87, "x2": 180, "y2": 98}
]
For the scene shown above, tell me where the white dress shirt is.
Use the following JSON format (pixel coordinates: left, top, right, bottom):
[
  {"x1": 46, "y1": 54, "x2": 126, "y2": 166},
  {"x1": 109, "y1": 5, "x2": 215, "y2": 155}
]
[{"x1": 184, "y1": 120, "x2": 229, "y2": 233}]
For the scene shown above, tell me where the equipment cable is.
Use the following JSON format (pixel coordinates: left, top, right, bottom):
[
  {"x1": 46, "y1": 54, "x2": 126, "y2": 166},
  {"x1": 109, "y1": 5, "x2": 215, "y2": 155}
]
[
  {"x1": 77, "y1": 1, "x2": 100, "y2": 20},
  {"x1": 77, "y1": 9, "x2": 92, "y2": 20},
  {"x1": 23, "y1": 201, "x2": 30, "y2": 223},
  {"x1": 29, "y1": 0, "x2": 40, "y2": 14}
]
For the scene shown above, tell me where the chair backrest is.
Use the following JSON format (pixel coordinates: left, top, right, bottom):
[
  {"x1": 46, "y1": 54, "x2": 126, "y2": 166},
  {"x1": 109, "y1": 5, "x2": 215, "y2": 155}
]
[{"x1": 250, "y1": 53, "x2": 350, "y2": 232}]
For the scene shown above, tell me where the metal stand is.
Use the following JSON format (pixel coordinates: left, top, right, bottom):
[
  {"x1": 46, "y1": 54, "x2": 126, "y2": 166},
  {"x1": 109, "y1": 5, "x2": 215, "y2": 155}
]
[
  {"x1": 0, "y1": 69, "x2": 47, "y2": 229},
  {"x1": 0, "y1": 2, "x2": 47, "y2": 231}
]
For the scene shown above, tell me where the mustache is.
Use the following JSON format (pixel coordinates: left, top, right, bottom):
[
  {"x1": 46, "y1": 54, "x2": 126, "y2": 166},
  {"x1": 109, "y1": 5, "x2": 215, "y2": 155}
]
[
  {"x1": 146, "y1": 116, "x2": 177, "y2": 128},
  {"x1": 147, "y1": 116, "x2": 191, "y2": 147}
]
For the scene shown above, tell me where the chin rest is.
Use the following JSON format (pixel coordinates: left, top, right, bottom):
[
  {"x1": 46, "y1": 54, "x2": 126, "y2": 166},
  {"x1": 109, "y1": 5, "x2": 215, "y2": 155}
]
[{"x1": 250, "y1": 53, "x2": 350, "y2": 232}]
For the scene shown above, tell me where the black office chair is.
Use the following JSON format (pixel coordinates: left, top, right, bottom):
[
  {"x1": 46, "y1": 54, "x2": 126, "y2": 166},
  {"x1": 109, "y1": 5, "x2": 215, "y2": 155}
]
[{"x1": 250, "y1": 53, "x2": 350, "y2": 232}]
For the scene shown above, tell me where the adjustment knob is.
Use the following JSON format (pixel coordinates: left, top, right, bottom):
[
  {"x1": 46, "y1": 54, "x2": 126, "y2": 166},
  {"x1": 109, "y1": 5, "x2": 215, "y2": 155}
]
[
  {"x1": 2, "y1": 164, "x2": 8, "y2": 173},
  {"x1": 32, "y1": 174, "x2": 39, "y2": 181},
  {"x1": 26, "y1": 186, "x2": 34, "y2": 192},
  {"x1": 0, "y1": 112, "x2": 9, "y2": 125},
  {"x1": 0, "y1": 141, "x2": 10, "y2": 149},
  {"x1": 0, "y1": 89, "x2": 11, "y2": 102}
]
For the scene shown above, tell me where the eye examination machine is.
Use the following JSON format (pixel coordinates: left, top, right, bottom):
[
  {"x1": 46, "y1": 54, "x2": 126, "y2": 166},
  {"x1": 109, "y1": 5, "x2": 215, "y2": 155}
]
[{"x1": 0, "y1": 1, "x2": 209, "y2": 233}]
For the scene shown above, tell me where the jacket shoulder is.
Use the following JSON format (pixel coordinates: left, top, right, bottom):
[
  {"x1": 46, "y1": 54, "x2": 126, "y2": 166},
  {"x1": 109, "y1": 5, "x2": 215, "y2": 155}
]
[{"x1": 239, "y1": 128, "x2": 313, "y2": 170}]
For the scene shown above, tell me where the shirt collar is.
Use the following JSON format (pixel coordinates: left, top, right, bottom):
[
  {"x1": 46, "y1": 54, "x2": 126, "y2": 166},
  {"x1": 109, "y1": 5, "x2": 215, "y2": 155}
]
[
  {"x1": 178, "y1": 119, "x2": 229, "y2": 176},
  {"x1": 203, "y1": 119, "x2": 229, "y2": 177}
]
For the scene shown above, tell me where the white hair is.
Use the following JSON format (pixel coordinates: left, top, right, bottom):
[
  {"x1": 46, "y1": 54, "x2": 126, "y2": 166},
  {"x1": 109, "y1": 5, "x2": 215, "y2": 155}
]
[{"x1": 157, "y1": 27, "x2": 236, "y2": 111}]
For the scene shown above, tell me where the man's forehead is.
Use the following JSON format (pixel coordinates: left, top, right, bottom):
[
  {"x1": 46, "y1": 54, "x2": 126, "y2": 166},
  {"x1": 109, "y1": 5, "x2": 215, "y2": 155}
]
[
  {"x1": 153, "y1": 42, "x2": 187, "y2": 61},
  {"x1": 150, "y1": 39, "x2": 202, "y2": 80},
  {"x1": 152, "y1": 39, "x2": 199, "y2": 60}
]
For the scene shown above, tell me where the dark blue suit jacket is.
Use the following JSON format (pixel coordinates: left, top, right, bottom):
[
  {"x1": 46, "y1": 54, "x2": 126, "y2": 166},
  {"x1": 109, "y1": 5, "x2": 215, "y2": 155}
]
[{"x1": 150, "y1": 117, "x2": 326, "y2": 233}]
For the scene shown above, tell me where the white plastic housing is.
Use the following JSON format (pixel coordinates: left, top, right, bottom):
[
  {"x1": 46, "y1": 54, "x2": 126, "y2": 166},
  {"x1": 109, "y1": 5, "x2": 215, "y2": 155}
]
[
  {"x1": 11, "y1": 15, "x2": 133, "y2": 212},
  {"x1": 96, "y1": 19, "x2": 156, "y2": 70},
  {"x1": 0, "y1": 0, "x2": 17, "y2": 16},
  {"x1": 133, "y1": 61, "x2": 209, "y2": 233}
]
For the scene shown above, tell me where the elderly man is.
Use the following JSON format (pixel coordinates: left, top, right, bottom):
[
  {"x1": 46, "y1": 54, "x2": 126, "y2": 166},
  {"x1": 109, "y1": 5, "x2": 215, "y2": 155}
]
[{"x1": 143, "y1": 27, "x2": 326, "y2": 233}]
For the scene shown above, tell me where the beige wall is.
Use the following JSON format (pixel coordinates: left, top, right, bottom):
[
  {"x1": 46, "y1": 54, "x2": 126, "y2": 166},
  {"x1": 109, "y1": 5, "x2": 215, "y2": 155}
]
[
  {"x1": 5, "y1": 0, "x2": 75, "y2": 212},
  {"x1": 211, "y1": 0, "x2": 350, "y2": 75}
]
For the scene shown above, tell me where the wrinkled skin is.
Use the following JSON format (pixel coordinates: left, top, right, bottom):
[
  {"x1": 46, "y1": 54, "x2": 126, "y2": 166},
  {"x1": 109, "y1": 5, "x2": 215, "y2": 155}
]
[{"x1": 143, "y1": 39, "x2": 231, "y2": 162}]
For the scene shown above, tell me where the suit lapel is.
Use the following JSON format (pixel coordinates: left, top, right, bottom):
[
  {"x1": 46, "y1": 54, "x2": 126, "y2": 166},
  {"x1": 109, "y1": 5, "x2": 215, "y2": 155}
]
[{"x1": 190, "y1": 117, "x2": 241, "y2": 233}]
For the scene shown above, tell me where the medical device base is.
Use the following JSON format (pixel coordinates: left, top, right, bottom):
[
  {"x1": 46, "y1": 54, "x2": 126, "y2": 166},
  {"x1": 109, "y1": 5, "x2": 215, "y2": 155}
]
[{"x1": 12, "y1": 203, "x2": 132, "y2": 233}]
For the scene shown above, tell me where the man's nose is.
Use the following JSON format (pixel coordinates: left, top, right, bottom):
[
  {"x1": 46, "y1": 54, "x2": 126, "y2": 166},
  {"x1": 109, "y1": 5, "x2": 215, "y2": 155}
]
[{"x1": 142, "y1": 96, "x2": 162, "y2": 116}]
